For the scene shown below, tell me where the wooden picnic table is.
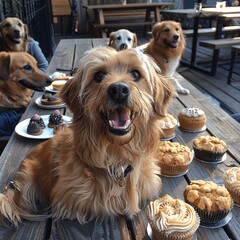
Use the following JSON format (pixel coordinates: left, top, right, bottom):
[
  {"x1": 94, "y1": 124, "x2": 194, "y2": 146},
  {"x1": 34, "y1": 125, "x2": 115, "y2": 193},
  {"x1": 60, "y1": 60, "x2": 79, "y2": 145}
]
[
  {"x1": 160, "y1": 7, "x2": 240, "y2": 75},
  {"x1": 83, "y1": 2, "x2": 174, "y2": 38},
  {"x1": 0, "y1": 38, "x2": 240, "y2": 239}
]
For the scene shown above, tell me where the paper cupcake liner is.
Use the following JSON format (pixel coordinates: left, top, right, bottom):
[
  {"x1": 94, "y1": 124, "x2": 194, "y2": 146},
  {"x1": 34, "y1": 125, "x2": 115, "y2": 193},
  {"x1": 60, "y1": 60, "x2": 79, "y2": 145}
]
[
  {"x1": 159, "y1": 160, "x2": 192, "y2": 176},
  {"x1": 193, "y1": 145, "x2": 226, "y2": 162},
  {"x1": 184, "y1": 196, "x2": 233, "y2": 224},
  {"x1": 160, "y1": 125, "x2": 177, "y2": 139},
  {"x1": 151, "y1": 214, "x2": 200, "y2": 240}
]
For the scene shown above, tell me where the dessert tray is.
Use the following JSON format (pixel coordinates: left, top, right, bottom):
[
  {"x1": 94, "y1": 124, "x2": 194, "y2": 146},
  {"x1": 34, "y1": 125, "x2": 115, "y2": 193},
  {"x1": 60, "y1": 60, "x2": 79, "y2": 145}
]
[
  {"x1": 200, "y1": 211, "x2": 233, "y2": 229},
  {"x1": 194, "y1": 153, "x2": 227, "y2": 164},
  {"x1": 15, "y1": 115, "x2": 71, "y2": 139},
  {"x1": 35, "y1": 97, "x2": 66, "y2": 109},
  {"x1": 179, "y1": 125, "x2": 207, "y2": 133}
]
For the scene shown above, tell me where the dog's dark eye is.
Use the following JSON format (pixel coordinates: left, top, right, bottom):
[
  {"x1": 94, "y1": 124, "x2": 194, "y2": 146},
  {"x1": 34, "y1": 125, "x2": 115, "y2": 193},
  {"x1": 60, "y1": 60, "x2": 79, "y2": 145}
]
[
  {"x1": 176, "y1": 28, "x2": 179, "y2": 31},
  {"x1": 18, "y1": 22, "x2": 23, "y2": 27},
  {"x1": 95, "y1": 71, "x2": 106, "y2": 83},
  {"x1": 117, "y1": 36, "x2": 121, "y2": 41},
  {"x1": 5, "y1": 23, "x2": 11, "y2": 28},
  {"x1": 127, "y1": 37, "x2": 132, "y2": 42},
  {"x1": 23, "y1": 64, "x2": 32, "y2": 71},
  {"x1": 131, "y1": 70, "x2": 141, "y2": 81},
  {"x1": 164, "y1": 28, "x2": 170, "y2": 32}
]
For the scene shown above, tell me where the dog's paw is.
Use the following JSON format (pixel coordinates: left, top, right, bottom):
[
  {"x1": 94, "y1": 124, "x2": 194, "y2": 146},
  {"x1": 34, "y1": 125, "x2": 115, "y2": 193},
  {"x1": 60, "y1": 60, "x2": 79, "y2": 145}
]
[{"x1": 177, "y1": 88, "x2": 190, "y2": 95}]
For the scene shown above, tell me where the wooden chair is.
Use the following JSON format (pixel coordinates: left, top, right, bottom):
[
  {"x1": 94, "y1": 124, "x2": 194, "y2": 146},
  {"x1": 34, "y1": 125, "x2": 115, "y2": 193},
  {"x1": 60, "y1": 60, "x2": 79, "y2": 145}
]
[{"x1": 227, "y1": 45, "x2": 240, "y2": 84}]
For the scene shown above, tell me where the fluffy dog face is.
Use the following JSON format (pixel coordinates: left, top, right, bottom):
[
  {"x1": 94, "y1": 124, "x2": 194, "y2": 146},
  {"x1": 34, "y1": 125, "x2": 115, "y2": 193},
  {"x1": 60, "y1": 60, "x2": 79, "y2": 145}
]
[
  {"x1": 152, "y1": 21, "x2": 185, "y2": 49},
  {"x1": 0, "y1": 17, "x2": 28, "y2": 51},
  {"x1": 62, "y1": 47, "x2": 173, "y2": 146},
  {"x1": 109, "y1": 29, "x2": 138, "y2": 51}
]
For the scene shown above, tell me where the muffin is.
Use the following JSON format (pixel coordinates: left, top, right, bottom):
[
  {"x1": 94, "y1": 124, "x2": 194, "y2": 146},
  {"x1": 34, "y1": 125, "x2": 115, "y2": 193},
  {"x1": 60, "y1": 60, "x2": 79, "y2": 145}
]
[
  {"x1": 52, "y1": 80, "x2": 67, "y2": 91},
  {"x1": 178, "y1": 107, "x2": 206, "y2": 132},
  {"x1": 184, "y1": 180, "x2": 233, "y2": 224},
  {"x1": 48, "y1": 109, "x2": 63, "y2": 128},
  {"x1": 155, "y1": 141, "x2": 193, "y2": 176},
  {"x1": 148, "y1": 194, "x2": 200, "y2": 240},
  {"x1": 224, "y1": 167, "x2": 240, "y2": 205},
  {"x1": 158, "y1": 114, "x2": 178, "y2": 139},
  {"x1": 193, "y1": 136, "x2": 227, "y2": 162},
  {"x1": 29, "y1": 114, "x2": 45, "y2": 129}
]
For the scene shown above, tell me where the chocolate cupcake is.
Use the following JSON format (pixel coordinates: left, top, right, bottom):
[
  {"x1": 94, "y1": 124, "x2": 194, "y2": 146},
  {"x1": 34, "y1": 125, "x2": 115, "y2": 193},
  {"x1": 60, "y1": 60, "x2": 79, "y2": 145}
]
[
  {"x1": 29, "y1": 114, "x2": 45, "y2": 129},
  {"x1": 27, "y1": 121, "x2": 43, "y2": 136}
]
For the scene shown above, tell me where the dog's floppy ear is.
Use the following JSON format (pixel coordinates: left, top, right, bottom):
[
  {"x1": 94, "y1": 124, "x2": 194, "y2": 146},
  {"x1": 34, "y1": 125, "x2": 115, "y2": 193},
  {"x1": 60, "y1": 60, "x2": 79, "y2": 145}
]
[
  {"x1": 0, "y1": 53, "x2": 11, "y2": 81},
  {"x1": 23, "y1": 24, "x2": 30, "y2": 41},
  {"x1": 132, "y1": 33, "x2": 138, "y2": 48},
  {"x1": 153, "y1": 74, "x2": 174, "y2": 116},
  {"x1": 60, "y1": 77, "x2": 80, "y2": 116},
  {"x1": 152, "y1": 22, "x2": 162, "y2": 41},
  {"x1": 108, "y1": 32, "x2": 115, "y2": 47}
]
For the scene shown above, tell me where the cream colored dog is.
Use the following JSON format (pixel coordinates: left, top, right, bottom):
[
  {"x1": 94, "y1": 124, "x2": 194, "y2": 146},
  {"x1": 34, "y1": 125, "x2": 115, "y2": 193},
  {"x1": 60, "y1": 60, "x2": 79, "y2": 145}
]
[{"x1": 109, "y1": 29, "x2": 138, "y2": 51}]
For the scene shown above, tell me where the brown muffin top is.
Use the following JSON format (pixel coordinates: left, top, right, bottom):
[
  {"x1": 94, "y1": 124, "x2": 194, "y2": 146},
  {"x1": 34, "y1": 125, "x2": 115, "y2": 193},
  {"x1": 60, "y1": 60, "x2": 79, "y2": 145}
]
[
  {"x1": 158, "y1": 114, "x2": 178, "y2": 129},
  {"x1": 185, "y1": 180, "x2": 232, "y2": 212},
  {"x1": 193, "y1": 136, "x2": 227, "y2": 152},
  {"x1": 156, "y1": 141, "x2": 192, "y2": 164}
]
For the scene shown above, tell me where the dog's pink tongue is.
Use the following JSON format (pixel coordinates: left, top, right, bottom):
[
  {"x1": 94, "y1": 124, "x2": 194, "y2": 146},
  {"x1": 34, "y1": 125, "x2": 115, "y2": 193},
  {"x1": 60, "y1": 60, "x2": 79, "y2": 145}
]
[{"x1": 108, "y1": 109, "x2": 130, "y2": 129}]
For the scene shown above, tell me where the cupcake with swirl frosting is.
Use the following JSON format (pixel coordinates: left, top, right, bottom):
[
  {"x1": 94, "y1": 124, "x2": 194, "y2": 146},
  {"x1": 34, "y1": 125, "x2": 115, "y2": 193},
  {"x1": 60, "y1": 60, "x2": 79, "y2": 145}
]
[
  {"x1": 224, "y1": 167, "x2": 240, "y2": 205},
  {"x1": 148, "y1": 194, "x2": 200, "y2": 240},
  {"x1": 158, "y1": 114, "x2": 178, "y2": 139},
  {"x1": 178, "y1": 107, "x2": 206, "y2": 132}
]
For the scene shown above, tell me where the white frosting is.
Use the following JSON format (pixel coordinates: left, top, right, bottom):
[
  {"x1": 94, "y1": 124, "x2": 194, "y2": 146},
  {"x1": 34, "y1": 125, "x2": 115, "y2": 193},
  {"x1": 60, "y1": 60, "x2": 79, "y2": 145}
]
[
  {"x1": 181, "y1": 107, "x2": 204, "y2": 117},
  {"x1": 148, "y1": 195, "x2": 199, "y2": 234},
  {"x1": 224, "y1": 167, "x2": 240, "y2": 194}
]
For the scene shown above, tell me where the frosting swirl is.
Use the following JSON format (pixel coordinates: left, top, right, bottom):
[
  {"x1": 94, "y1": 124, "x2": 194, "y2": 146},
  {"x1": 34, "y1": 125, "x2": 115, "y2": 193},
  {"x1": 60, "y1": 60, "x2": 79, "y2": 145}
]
[
  {"x1": 181, "y1": 107, "x2": 204, "y2": 117},
  {"x1": 224, "y1": 167, "x2": 240, "y2": 195},
  {"x1": 148, "y1": 194, "x2": 199, "y2": 234},
  {"x1": 159, "y1": 114, "x2": 177, "y2": 129}
]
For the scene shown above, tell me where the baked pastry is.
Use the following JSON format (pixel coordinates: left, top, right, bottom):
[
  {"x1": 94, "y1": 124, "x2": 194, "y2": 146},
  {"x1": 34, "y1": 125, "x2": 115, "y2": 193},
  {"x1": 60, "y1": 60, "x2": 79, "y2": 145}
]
[
  {"x1": 158, "y1": 114, "x2": 178, "y2": 139},
  {"x1": 27, "y1": 121, "x2": 43, "y2": 136},
  {"x1": 193, "y1": 136, "x2": 227, "y2": 162},
  {"x1": 29, "y1": 114, "x2": 45, "y2": 129},
  {"x1": 52, "y1": 80, "x2": 67, "y2": 91},
  {"x1": 224, "y1": 167, "x2": 240, "y2": 205},
  {"x1": 148, "y1": 194, "x2": 200, "y2": 240},
  {"x1": 155, "y1": 141, "x2": 193, "y2": 176},
  {"x1": 184, "y1": 180, "x2": 233, "y2": 224},
  {"x1": 41, "y1": 93, "x2": 63, "y2": 105},
  {"x1": 48, "y1": 109, "x2": 63, "y2": 128},
  {"x1": 178, "y1": 107, "x2": 206, "y2": 131}
]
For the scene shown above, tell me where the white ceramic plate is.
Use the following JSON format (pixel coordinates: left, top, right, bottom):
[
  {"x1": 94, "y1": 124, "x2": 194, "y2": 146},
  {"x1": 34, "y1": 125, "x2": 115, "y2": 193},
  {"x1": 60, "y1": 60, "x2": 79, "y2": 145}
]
[
  {"x1": 35, "y1": 97, "x2": 65, "y2": 109},
  {"x1": 15, "y1": 115, "x2": 71, "y2": 139}
]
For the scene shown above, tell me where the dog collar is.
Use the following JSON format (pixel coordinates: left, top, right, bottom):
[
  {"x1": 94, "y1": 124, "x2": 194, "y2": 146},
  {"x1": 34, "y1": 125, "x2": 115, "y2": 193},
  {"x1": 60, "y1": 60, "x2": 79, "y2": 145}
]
[{"x1": 108, "y1": 164, "x2": 133, "y2": 188}]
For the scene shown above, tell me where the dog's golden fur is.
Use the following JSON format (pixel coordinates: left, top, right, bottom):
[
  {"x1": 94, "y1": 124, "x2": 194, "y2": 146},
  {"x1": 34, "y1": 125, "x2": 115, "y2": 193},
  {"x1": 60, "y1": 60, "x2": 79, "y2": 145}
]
[
  {"x1": 0, "y1": 52, "x2": 51, "y2": 109},
  {"x1": 0, "y1": 17, "x2": 29, "y2": 52},
  {"x1": 0, "y1": 47, "x2": 173, "y2": 225},
  {"x1": 144, "y1": 21, "x2": 189, "y2": 95}
]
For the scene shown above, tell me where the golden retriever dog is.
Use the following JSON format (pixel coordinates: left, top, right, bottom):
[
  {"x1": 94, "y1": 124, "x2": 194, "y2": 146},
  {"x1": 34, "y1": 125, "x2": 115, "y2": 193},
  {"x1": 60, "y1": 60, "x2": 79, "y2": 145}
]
[
  {"x1": 144, "y1": 21, "x2": 190, "y2": 95},
  {"x1": 0, "y1": 52, "x2": 52, "y2": 109},
  {"x1": 0, "y1": 47, "x2": 173, "y2": 225},
  {"x1": 109, "y1": 29, "x2": 138, "y2": 51},
  {"x1": 0, "y1": 17, "x2": 28, "y2": 52}
]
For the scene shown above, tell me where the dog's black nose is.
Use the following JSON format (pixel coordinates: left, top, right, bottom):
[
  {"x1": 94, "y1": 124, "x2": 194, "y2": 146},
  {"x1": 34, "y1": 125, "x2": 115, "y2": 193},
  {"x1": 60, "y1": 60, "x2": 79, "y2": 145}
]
[
  {"x1": 14, "y1": 29, "x2": 20, "y2": 36},
  {"x1": 107, "y1": 82, "x2": 130, "y2": 101},
  {"x1": 119, "y1": 43, "x2": 127, "y2": 50},
  {"x1": 46, "y1": 77, "x2": 53, "y2": 86},
  {"x1": 173, "y1": 35, "x2": 179, "y2": 41}
]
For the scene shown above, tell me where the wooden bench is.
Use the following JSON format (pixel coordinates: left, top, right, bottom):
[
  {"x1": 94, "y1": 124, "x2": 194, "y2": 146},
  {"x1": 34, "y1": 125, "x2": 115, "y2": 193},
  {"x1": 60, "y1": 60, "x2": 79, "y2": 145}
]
[
  {"x1": 227, "y1": 45, "x2": 240, "y2": 85},
  {"x1": 183, "y1": 26, "x2": 240, "y2": 37},
  {"x1": 198, "y1": 37, "x2": 240, "y2": 75}
]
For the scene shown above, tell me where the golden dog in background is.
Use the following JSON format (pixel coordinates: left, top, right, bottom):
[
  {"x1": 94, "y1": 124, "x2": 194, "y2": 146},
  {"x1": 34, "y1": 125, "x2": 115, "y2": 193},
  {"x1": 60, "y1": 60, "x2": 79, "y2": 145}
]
[
  {"x1": 0, "y1": 47, "x2": 173, "y2": 225},
  {"x1": 0, "y1": 52, "x2": 51, "y2": 108},
  {"x1": 145, "y1": 21, "x2": 190, "y2": 95},
  {"x1": 0, "y1": 17, "x2": 29, "y2": 52},
  {"x1": 109, "y1": 29, "x2": 138, "y2": 51}
]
